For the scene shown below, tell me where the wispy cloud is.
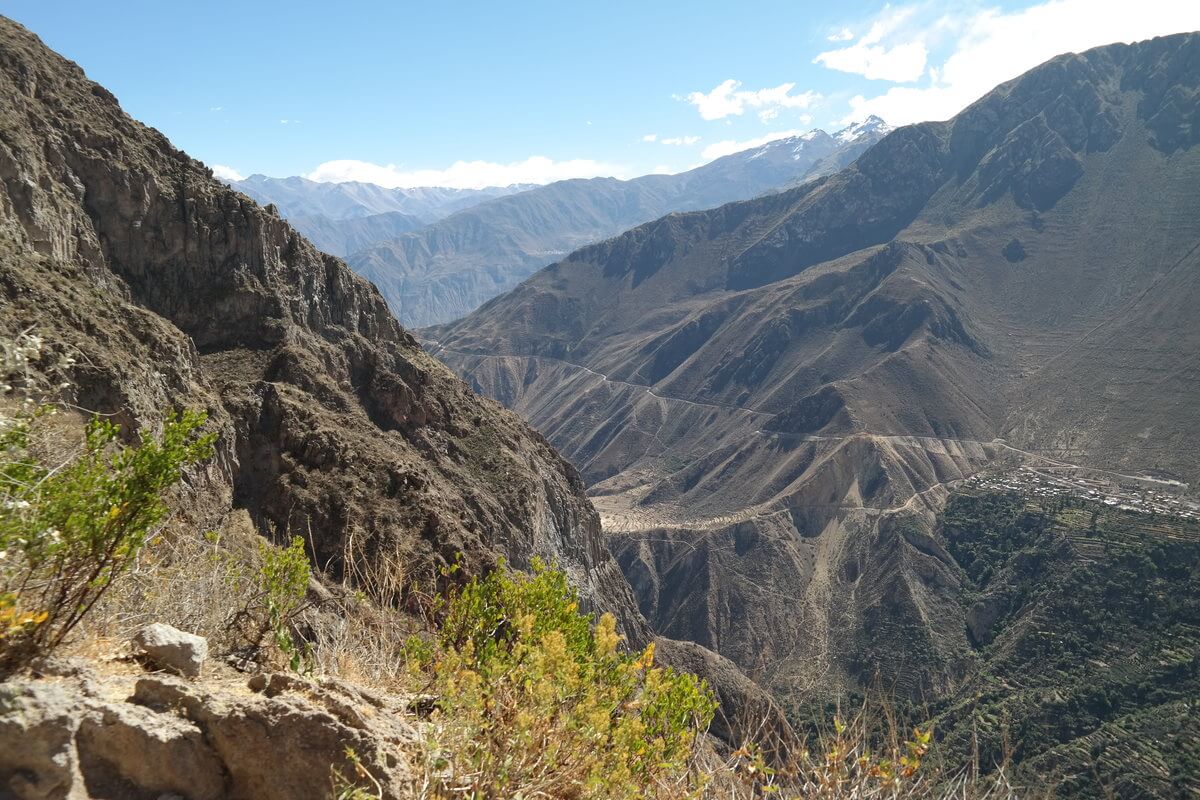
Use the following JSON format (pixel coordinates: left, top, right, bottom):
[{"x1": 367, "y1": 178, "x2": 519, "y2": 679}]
[
  {"x1": 661, "y1": 135, "x2": 701, "y2": 146},
  {"x1": 305, "y1": 156, "x2": 627, "y2": 189},
  {"x1": 683, "y1": 79, "x2": 820, "y2": 121},
  {"x1": 827, "y1": 27, "x2": 854, "y2": 42},
  {"x1": 642, "y1": 133, "x2": 658, "y2": 142},
  {"x1": 814, "y1": 6, "x2": 928, "y2": 82},
  {"x1": 279, "y1": 118, "x2": 301, "y2": 125},
  {"x1": 823, "y1": 0, "x2": 1200, "y2": 125},
  {"x1": 210, "y1": 164, "x2": 244, "y2": 182},
  {"x1": 701, "y1": 129, "x2": 807, "y2": 161}
]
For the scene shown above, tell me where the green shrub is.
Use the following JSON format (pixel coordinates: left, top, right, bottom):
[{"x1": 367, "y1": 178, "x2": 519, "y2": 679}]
[
  {"x1": 0, "y1": 408, "x2": 215, "y2": 674},
  {"x1": 420, "y1": 558, "x2": 717, "y2": 799},
  {"x1": 257, "y1": 535, "x2": 313, "y2": 672}
]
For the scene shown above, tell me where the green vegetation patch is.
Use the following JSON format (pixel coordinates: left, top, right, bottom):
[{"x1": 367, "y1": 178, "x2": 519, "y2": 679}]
[{"x1": 933, "y1": 490, "x2": 1200, "y2": 798}]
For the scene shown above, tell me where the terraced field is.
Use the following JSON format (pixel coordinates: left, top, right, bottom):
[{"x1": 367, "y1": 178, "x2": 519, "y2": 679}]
[{"x1": 925, "y1": 491, "x2": 1200, "y2": 798}]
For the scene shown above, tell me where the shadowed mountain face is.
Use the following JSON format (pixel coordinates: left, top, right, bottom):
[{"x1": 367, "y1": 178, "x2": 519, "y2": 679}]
[
  {"x1": 346, "y1": 120, "x2": 889, "y2": 327},
  {"x1": 429, "y1": 31, "x2": 1200, "y2": 727}
]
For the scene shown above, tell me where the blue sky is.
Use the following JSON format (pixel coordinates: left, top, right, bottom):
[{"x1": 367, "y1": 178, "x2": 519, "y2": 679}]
[{"x1": 6, "y1": 0, "x2": 1199, "y2": 188}]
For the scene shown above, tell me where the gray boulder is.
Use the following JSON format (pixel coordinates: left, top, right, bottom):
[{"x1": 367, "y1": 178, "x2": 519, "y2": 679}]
[
  {"x1": 132, "y1": 623, "x2": 208, "y2": 678},
  {"x1": 0, "y1": 667, "x2": 420, "y2": 800}
]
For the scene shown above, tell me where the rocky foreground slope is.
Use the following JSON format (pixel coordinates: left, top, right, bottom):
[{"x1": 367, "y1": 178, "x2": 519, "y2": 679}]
[
  {"x1": 428, "y1": 29, "x2": 1200, "y2": 759},
  {"x1": 1, "y1": 662, "x2": 425, "y2": 800}
]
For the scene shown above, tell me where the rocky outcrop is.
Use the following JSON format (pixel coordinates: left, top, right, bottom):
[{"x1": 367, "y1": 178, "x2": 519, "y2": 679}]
[
  {"x1": 0, "y1": 661, "x2": 420, "y2": 800},
  {"x1": 0, "y1": 15, "x2": 642, "y2": 637}
]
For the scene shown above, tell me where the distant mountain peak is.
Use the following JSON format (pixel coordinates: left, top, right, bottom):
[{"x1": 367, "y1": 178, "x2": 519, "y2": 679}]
[
  {"x1": 833, "y1": 115, "x2": 891, "y2": 144},
  {"x1": 745, "y1": 128, "x2": 834, "y2": 160},
  {"x1": 743, "y1": 123, "x2": 887, "y2": 163}
]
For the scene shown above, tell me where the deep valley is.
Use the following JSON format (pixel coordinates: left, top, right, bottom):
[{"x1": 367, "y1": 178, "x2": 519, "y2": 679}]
[{"x1": 0, "y1": 9, "x2": 1197, "y2": 799}]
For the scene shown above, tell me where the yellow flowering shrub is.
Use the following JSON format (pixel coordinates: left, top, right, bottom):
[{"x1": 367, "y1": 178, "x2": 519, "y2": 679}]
[{"x1": 416, "y1": 559, "x2": 717, "y2": 799}]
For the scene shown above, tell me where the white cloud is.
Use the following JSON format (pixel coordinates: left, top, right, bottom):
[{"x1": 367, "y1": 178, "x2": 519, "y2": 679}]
[
  {"x1": 815, "y1": 39, "x2": 928, "y2": 82},
  {"x1": 701, "y1": 129, "x2": 807, "y2": 161},
  {"x1": 210, "y1": 164, "x2": 244, "y2": 181},
  {"x1": 827, "y1": 27, "x2": 854, "y2": 42},
  {"x1": 828, "y1": 0, "x2": 1200, "y2": 125},
  {"x1": 643, "y1": 133, "x2": 658, "y2": 142},
  {"x1": 305, "y1": 156, "x2": 628, "y2": 190},
  {"x1": 209, "y1": 106, "x2": 223, "y2": 112},
  {"x1": 684, "y1": 79, "x2": 820, "y2": 121},
  {"x1": 661, "y1": 135, "x2": 701, "y2": 146},
  {"x1": 814, "y1": 7, "x2": 929, "y2": 82},
  {"x1": 279, "y1": 119, "x2": 300, "y2": 125}
]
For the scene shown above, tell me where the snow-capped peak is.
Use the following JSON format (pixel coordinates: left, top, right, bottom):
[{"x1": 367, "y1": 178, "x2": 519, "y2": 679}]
[{"x1": 833, "y1": 115, "x2": 891, "y2": 144}]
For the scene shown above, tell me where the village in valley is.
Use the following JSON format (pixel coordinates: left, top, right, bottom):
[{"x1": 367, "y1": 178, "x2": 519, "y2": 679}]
[{"x1": 967, "y1": 464, "x2": 1200, "y2": 523}]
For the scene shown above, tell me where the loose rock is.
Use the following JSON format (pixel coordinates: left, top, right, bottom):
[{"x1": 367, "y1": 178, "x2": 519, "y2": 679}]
[{"x1": 133, "y1": 623, "x2": 209, "y2": 678}]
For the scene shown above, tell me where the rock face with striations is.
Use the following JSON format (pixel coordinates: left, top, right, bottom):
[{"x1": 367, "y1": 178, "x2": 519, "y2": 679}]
[{"x1": 0, "y1": 15, "x2": 638, "y2": 635}]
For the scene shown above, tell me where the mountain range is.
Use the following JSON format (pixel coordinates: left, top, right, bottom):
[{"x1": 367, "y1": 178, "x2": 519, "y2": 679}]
[
  {"x1": 231, "y1": 174, "x2": 531, "y2": 223},
  {"x1": 427, "y1": 32, "x2": 1200, "y2": 791},
  {"x1": 2, "y1": 9, "x2": 1198, "y2": 795},
  {"x1": 348, "y1": 119, "x2": 889, "y2": 327},
  {"x1": 234, "y1": 119, "x2": 889, "y2": 327}
]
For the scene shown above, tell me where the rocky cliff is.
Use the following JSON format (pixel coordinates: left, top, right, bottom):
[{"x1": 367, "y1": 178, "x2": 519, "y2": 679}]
[{"x1": 0, "y1": 16, "x2": 638, "y2": 636}]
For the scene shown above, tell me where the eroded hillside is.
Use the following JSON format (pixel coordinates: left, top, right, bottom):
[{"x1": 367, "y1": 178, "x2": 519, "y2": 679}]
[
  {"x1": 0, "y1": 15, "x2": 806, "y2": 769},
  {"x1": 428, "y1": 33, "x2": 1200, "y2": 715}
]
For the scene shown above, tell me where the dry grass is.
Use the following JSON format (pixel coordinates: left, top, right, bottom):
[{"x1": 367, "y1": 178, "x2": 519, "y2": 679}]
[
  {"x1": 75, "y1": 520, "x2": 1040, "y2": 800},
  {"x1": 80, "y1": 509, "x2": 262, "y2": 654},
  {"x1": 303, "y1": 528, "x2": 431, "y2": 689},
  {"x1": 76, "y1": 505, "x2": 429, "y2": 688},
  {"x1": 696, "y1": 700, "x2": 1031, "y2": 800}
]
